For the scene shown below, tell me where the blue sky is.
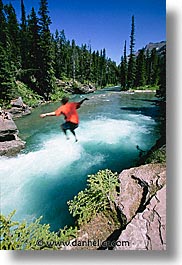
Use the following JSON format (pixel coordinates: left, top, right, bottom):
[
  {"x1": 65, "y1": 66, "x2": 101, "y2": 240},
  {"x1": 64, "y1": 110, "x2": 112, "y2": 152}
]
[{"x1": 5, "y1": 0, "x2": 166, "y2": 64}]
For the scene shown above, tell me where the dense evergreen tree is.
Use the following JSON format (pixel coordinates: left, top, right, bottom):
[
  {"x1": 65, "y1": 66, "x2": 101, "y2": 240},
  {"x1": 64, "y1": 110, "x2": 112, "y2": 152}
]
[
  {"x1": 0, "y1": 45, "x2": 16, "y2": 101},
  {"x1": 150, "y1": 48, "x2": 159, "y2": 86},
  {"x1": 135, "y1": 48, "x2": 146, "y2": 87},
  {"x1": 145, "y1": 49, "x2": 151, "y2": 84},
  {"x1": 71, "y1": 39, "x2": 78, "y2": 82},
  {"x1": 120, "y1": 40, "x2": 127, "y2": 90},
  {"x1": 20, "y1": 0, "x2": 28, "y2": 71},
  {"x1": 38, "y1": 0, "x2": 55, "y2": 100},
  {"x1": 4, "y1": 3, "x2": 21, "y2": 73},
  {"x1": 53, "y1": 29, "x2": 61, "y2": 78},
  {"x1": 100, "y1": 48, "x2": 107, "y2": 87},
  {"x1": 157, "y1": 47, "x2": 166, "y2": 100},
  {"x1": 0, "y1": 0, "x2": 16, "y2": 101},
  {"x1": 0, "y1": 0, "x2": 7, "y2": 46},
  {"x1": 53, "y1": 29, "x2": 70, "y2": 79},
  {"x1": 127, "y1": 15, "x2": 136, "y2": 89},
  {"x1": 26, "y1": 7, "x2": 41, "y2": 91}
]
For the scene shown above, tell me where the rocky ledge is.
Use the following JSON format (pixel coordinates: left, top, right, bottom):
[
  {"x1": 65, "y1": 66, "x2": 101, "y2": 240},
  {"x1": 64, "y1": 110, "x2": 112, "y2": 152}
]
[
  {"x1": 0, "y1": 110, "x2": 25, "y2": 156},
  {"x1": 64, "y1": 163, "x2": 166, "y2": 251}
]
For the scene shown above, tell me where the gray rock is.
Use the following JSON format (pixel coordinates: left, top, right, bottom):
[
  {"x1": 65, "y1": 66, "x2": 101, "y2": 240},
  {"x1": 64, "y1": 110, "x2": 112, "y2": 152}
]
[
  {"x1": 0, "y1": 111, "x2": 25, "y2": 156},
  {"x1": 0, "y1": 139, "x2": 25, "y2": 156},
  {"x1": 0, "y1": 114, "x2": 18, "y2": 140},
  {"x1": 9, "y1": 97, "x2": 31, "y2": 118},
  {"x1": 116, "y1": 164, "x2": 166, "y2": 223},
  {"x1": 8, "y1": 107, "x2": 31, "y2": 118},
  {"x1": 10, "y1": 97, "x2": 24, "y2": 108},
  {"x1": 115, "y1": 184, "x2": 166, "y2": 250}
]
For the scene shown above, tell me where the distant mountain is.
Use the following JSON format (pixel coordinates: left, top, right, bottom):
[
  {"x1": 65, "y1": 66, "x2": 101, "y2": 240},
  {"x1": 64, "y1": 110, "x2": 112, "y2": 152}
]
[
  {"x1": 128, "y1": 41, "x2": 166, "y2": 60},
  {"x1": 143, "y1": 41, "x2": 166, "y2": 55}
]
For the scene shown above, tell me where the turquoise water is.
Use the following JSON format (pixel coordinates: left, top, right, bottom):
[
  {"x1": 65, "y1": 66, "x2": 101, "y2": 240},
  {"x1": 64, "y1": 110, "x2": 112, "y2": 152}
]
[{"x1": 0, "y1": 89, "x2": 161, "y2": 231}]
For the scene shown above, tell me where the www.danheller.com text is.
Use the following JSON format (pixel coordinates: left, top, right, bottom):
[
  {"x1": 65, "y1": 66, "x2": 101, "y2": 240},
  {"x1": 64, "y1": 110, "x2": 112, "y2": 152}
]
[{"x1": 36, "y1": 238, "x2": 130, "y2": 249}]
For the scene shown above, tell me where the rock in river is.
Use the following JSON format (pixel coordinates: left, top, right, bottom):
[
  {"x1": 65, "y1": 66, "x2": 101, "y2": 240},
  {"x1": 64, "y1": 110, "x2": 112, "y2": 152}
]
[{"x1": 0, "y1": 110, "x2": 25, "y2": 156}]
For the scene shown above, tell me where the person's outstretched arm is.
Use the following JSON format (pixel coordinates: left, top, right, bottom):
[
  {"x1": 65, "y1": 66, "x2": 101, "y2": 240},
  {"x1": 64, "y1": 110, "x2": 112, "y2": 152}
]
[
  {"x1": 76, "y1": 98, "x2": 89, "y2": 109},
  {"x1": 40, "y1": 111, "x2": 56, "y2": 118}
]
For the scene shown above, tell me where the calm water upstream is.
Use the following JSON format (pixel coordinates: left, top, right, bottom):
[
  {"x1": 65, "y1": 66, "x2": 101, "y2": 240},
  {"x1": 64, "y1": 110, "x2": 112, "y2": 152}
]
[{"x1": 0, "y1": 88, "x2": 161, "y2": 231}]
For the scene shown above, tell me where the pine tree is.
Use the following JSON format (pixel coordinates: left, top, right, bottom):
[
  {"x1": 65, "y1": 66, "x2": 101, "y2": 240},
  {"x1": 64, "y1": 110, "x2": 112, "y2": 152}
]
[
  {"x1": 26, "y1": 7, "x2": 41, "y2": 91},
  {"x1": 53, "y1": 29, "x2": 68, "y2": 79},
  {"x1": 98, "y1": 48, "x2": 107, "y2": 88},
  {"x1": 0, "y1": 1, "x2": 16, "y2": 101},
  {"x1": 4, "y1": 3, "x2": 21, "y2": 73},
  {"x1": 20, "y1": 0, "x2": 28, "y2": 71},
  {"x1": 127, "y1": 15, "x2": 136, "y2": 89},
  {"x1": 145, "y1": 49, "x2": 151, "y2": 85},
  {"x1": 157, "y1": 47, "x2": 166, "y2": 100},
  {"x1": 0, "y1": 0, "x2": 7, "y2": 46},
  {"x1": 38, "y1": 0, "x2": 55, "y2": 100},
  {"x1": 0, "y1": 44, "x2": 17, "y2": 101},
  {"x1": 135, "y1": 48, "x2": 146, "y2": 87},
  {"x1": 53, "y1": 29, "x2": 61, "y2": 78},
  {"x1": 107, "y1": 59, "x2": 118, "y2": 86},
  {"x1": 120, "y1": 40, "x2": 127, "y2": 90},
  {"x1": 150, "y1": 48, "x2": 159, "y2": 86},
  {"x1": 71, "y1": 39, "x2": 77, "y2": 82}
]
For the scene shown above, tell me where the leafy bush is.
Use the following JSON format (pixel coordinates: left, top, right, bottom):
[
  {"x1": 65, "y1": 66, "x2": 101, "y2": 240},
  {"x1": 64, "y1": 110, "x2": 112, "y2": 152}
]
[
  {"x1": 145, "y1": 146, "x2": 166, "y2": 164},
  {"x1": 0, "y1": 211, "x2": 77, "y2": 250},
  {"x1": 68, "y1": 169, "x2": 119, "y2": 226},
  {"x1": 16, "y1": 81, "x2": 42, "y2": 107}
]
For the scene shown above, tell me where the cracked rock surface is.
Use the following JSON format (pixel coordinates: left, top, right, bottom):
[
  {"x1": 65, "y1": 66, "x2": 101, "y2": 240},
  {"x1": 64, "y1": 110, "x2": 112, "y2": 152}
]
[{"x1": 115, "y1": 163, "x2": 166, "y2": 250}]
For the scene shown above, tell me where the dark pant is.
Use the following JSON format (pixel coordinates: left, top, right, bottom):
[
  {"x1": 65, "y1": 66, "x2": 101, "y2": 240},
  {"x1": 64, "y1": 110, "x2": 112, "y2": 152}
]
[{"x1": 61, "y1": 121, "x2": 78, "y2": 131}]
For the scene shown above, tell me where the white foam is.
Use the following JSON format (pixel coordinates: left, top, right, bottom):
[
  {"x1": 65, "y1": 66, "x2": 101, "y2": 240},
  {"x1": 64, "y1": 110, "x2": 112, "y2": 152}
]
[{"x1": 78, "y1": 117, "x2": 147, "y2": 145}]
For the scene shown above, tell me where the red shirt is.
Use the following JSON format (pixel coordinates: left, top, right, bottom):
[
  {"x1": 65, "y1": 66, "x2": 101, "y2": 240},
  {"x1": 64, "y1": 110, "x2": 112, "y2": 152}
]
[{"x1": 55, "y1": 102, "x2": 80, "y2": 124}]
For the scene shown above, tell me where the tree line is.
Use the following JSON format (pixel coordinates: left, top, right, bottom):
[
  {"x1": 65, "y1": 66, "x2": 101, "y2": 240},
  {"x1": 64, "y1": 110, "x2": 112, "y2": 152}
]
[
  {"x1": 0, "y1": 1, "x2": 165, "y2": 103},
  {"x1": 120, "y1": 15, "x2": 166, "y2": 100},
  {"x1": 0, "y1": 0, "x2": 118, "y2": 102}
]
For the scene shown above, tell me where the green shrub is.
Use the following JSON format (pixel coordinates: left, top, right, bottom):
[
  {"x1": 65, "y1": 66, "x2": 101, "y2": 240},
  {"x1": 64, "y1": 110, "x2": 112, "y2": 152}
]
[
  {"x1": 68, "y1": 169, "x2": 119, "y2": 226},
  {"x1": 0, "y1": 210, "x2": 77, "y2": 250},
  {"x1": 145, "y1": 147, "x2": 166, "y2": 164},
  {"x1": 16, "y1": 81, "x2": 42, "y2": 107}
]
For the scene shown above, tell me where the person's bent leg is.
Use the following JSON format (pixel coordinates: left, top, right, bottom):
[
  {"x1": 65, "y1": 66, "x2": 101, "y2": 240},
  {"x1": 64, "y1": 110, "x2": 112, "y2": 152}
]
[
  {"x1": 60, "y1": 123, "x2": 69, "y2": 140},
  {"x1": 70, "y1": 129, "x2": 78, "y2": 142},
  {"x1": 70, "y1": 123, "x2": 78, "y2": 142}
]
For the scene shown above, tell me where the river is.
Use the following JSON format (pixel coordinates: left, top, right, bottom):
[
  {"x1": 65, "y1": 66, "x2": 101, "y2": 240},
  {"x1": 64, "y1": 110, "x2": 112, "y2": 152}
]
[{"x1": 0, "y1": 88, "x2": 161, "y2": 231}]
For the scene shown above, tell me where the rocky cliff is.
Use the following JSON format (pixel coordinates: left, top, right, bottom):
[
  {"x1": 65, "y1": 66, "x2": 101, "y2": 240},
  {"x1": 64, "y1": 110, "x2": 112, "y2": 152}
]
[
  {"x1": 115, "y1": 163, "x2": 166, "y2": 250},
  {"x1": 64, "y1": 163, "x2": 166, "y2": 250}
]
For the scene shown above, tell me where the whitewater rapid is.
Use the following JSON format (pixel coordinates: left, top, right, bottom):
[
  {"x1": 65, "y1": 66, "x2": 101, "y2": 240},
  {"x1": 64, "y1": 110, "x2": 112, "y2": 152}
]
[{"x1": 0, "y1": 92, "x2": 159, "y2": 230}]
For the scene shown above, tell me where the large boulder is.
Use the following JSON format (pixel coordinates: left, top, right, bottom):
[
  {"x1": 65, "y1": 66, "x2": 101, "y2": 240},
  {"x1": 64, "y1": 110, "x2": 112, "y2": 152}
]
[
  {"x1": 0, "y1": 110, "x2": 25, "y2": 156},
  {"x1": 10, "y1": 96, "x2": 24, "y2": 108},
  {"x1": 0, "y1": 112, "x2": 18, "y2": 141},
  {"x1": 116, "y1": 163, "x2": 166, "y2": 223},
  {"x1": 9, "y1": 97, "x2": 31, "y2": 118},
  {"x1": 0, "y1": 139, "x2": 25, "y2": 156},
  {"x1": 74, "y1": 84, "x2": 96, "y2": 94},
  {"x1": 115, "y1": 184, "x2": 166, "y2": 250}
]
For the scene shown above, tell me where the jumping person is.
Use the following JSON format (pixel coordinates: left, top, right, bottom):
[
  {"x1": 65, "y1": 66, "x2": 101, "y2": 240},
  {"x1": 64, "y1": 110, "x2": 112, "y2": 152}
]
[{"x1": 40, "y1": 97, "x2": 89, "y2": 142}]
